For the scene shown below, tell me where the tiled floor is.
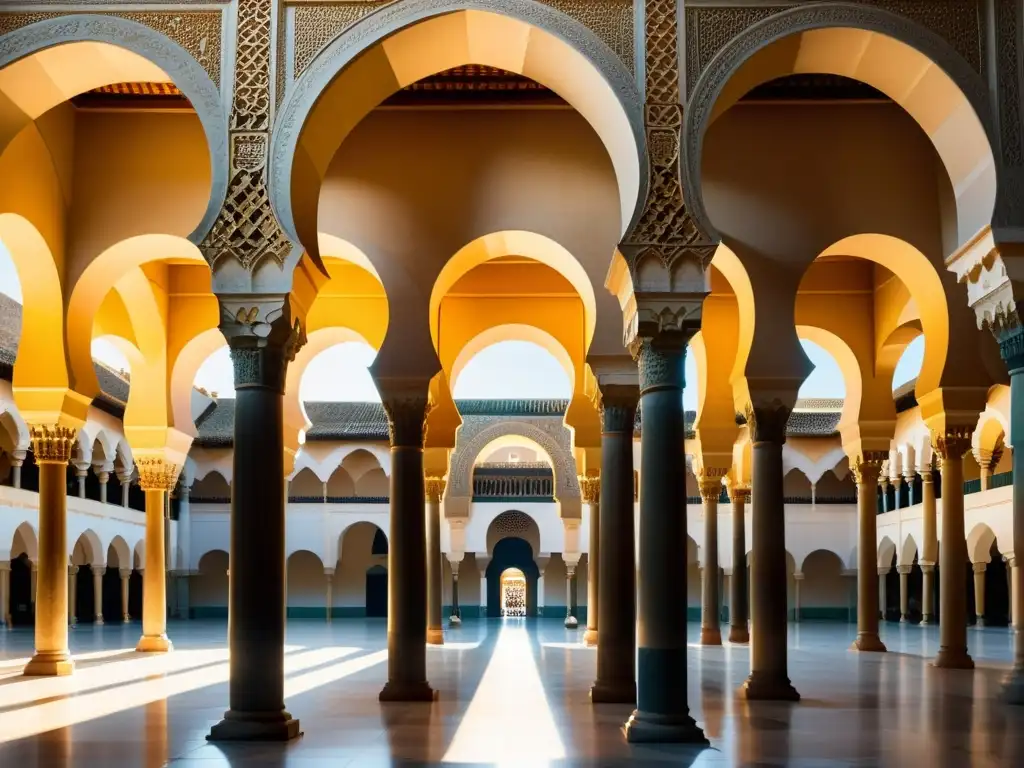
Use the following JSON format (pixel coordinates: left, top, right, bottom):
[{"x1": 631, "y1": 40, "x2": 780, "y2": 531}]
[{"x1": 0, "y1": 618, "x2": 1022, "y2": 766}]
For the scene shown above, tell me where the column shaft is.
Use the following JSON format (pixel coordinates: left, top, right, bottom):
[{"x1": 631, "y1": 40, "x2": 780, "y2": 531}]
[
  {"x1": 973, "y1": 564, "x2": 987, "y2": 626},
  {"x1": 450, "y1": 561, "x2": 461, "y2": 624},
  {"x1": 25, "y1": 425, "x2": 76, "y2": 677},
  {"x1": 325, "y1": 573, "x2": 333, "y2": 623},
  {"x1": 582, "y1": 476, "x2": 600, "y2": 647},
  {"x1": 137, "y1": 462, "x2": 174, "y2": 652},
  {"x1": 624, "y1": 338, "x2": 705, "y2": 743},
  {"x1": 921, "y1": 472, "x2": 937, "y2": 624},
  {"x1": 592, "y1": 391, "x2": 636, "y2": 703},
  {"x1": 120, "y1": 570, "x2": 131, "y2": 622},
  {"x1": 0, "y1": 564, "x2": 9, "y2": 626},
  {"x1": 899, "y1": 567, "x2": 910, "y2": 623},
  {"x1": 729, "y1": 489, "x2": 749, "y2": 643},
  {"x1": 851, "y1": 460, "x2": 886, "y2": 651},
  {"x1": 426, "y1": 479, "x2": 445, "y2": 646},
  {"x1": 934, "y1": 439, "x2": 974, "y2": 669},
  {"x1": 999, "y1": 335, "x2": 1024, "y2": 701},
  {"x1": 699, "y1": 476, "x2": 723, "y2": 645},
  {"x1": 68, "y1": 567, "x2": 78, "y2": 626}
]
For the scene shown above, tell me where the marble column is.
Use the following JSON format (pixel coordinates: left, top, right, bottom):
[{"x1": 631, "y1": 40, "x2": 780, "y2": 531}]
[
  {"x1": 448, "y1": 555, "x2": 462, "y2": 625},
  {"x1": 74, "y1": 465, "x2": 87, "y2": 499},
  {"x1": 793, "y1": 572, "x2": 803, "y2": 623},
  {"x1": 120, "y1": 568, "x2": 131, "y2": 622},
  {"x1": 624, "y1": 335, "x2": 706, "y2": 743},
  {"x1": 742, "y1": 403, "x2": 800, "y2": 701},
  {"x1": 136, "y1": 459, "x2": 176, "y2": 653},
  {"x1": 324, "y1": 569, "x2": 333, "y2": 623},
  {"x1": 24, "y1": 425, "x2": 77, "y2": 676},
  {"x1": 592, "y1": 386, "x2": 637, "y2": 702},
  {"x1": 729, "y1": 486, "x2": 750, "y2": 643},
  {"x1": 97, "y1": 471, "x2": 109, "y2": 504},
  {"x1": 699, "y1": 473, "x2": 724, "y2": 645},
  {"x1": 208, "y1": 326, "x2": 301, "y2": 741},
  {"x1": 933, "y1": 430, "x2": 974, "y2": 669},
  {"x1": 898, "y1": 565, "x2": 912, "y2": 622},
  {"x1": 880, "y1": 478, "x2": 890, "y2": 514},
  {"x1": 878, "y1": 567, "x2": 889, "y2": 622},
  {"x1": 564, "y1": 558, "x2": 579, "y2": 628},
  {"x1": 892, "y1": 476, "x2": 902, "y2": 511},
  {"x1": 67, "y1": 566, "x2": 78, "y2": 627},
  {"x1": 425, "y1": 477, "x2": 445, "y2": 646},
  {"x1": 477, "y1": 555, "x2": 490, "y2": 617},
  {"x1": 378, "y1": 384, "x2": 434, "y2": 702},
  {"x1": 119, "y1": 473, "x2": 131, "y2": 508},
  {"x1": 0, "y1": 561, "x2": 9, "y2": 627},
  {"x1": 536, "y1": 555, "x2": 548, "y2": 616},
  {"x1": 850, "y1": 458, "x2": 886, "y2": 651},
  {"x1": 920, "y1": 464, "x2": 938, "y2": 624},
  {"x1": 973, "y1": 562, "x2": 987, "y2": 627},
  {"x1": 580, "y1": 475, "x2": 600, "y2": 647},
  {"x1": 10, "y1": 450, "x2": 24, "y2": 489},
  {"x1": 92, "y1": 565, "x2": 105, "y2": 624}
]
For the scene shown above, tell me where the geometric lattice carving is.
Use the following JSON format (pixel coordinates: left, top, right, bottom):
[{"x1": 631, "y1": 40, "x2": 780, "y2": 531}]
[
  {"x1": 293, "y1": 3, "x2": 389, "y2": 79},
  {"x1": 491, "y1": 510, "x2": 535, "y2": 538},
  {"x1": 542, "y1": 0, "x2": 634, "y2": 74}
]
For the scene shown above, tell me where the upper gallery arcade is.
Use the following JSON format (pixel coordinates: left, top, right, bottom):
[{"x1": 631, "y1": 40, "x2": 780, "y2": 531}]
[{"x1": 0, "y1": 0, "x2": 1022, "y2": 746}]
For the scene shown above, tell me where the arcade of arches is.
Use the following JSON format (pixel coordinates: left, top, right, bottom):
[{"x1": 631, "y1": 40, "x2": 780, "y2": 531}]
[{"x1": 0, "y1": 0, "x2": 1024, "y2": 763}]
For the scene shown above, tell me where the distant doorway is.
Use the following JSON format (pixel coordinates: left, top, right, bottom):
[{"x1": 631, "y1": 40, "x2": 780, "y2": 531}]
[
  {"x1": 366, "y1": 565, "x2": 388, "y2": 617},
  {"x1": 500, "y1": 568, "x2": 527, "y2": 617}
]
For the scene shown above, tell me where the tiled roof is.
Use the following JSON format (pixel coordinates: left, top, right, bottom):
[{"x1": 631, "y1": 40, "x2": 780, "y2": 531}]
[
  {"x1": 304, "y1": 402, "x2": 389, "y2": 440},
  {"x1": 455, "y1": 399, "x2": 568, "y2": 416}
]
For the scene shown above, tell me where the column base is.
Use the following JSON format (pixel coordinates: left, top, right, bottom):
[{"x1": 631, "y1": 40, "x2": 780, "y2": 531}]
[
  {"x1": 1001, "y1": 667, "x2": 1024, "y2": 704},
  {"x1": 740, "y1": 672, "x2": 801, "y2": 701},
  {"x1": 900, "y1": 616, "x2": 908, "y2": 623},
  {"x1": 623, "y1": 711, "x2": 708, "y2": 745},
  {"x1": 850, "y1": 633, "x2": 887, "y2": 653},
  {"x1": 122, "y1": 615, "x2": 131, "y2": 624},
  {"x1": 590, "y1": 680, "x2": 636, "y2": 704},
  {"x1": 920, "y1": 615, "x2": 934, "y2": 625},
  {"x1": 379, "y1": 680, "x2": 437, "y2": 702},
  {"x1": 727, "y1": 625, "x2": 749, "y2": 644},
  {"x1": 426, "y1": 628, "x2": 445, "y2": 645},
  {"x1": 208, "y1": 711, "x2": 302, "y2": 742},
  {"x1": 69, "y1": 618, "x2": 77, "y2": 627},
  {"x1": 95, "y1": 617, "x2": 104, "y2": 626},
  {"x1": 933, "y1": 647, "x2": 975, "y2": 669},
  {"x1": 700, "y1": 626, "x2": 722, "y2": 646},
  {"x1": 564, "y1": 616, "x2": 578, "y2": 629},
  {"x1": 23, "y1": 651, "x2": 74, "y2": 677},
  {"x1": 136, "y1": 634, "x2": 173, "y2": 653},
  {"x1": 583, "y1": 628, "x2": 598, "y2": 646},
  {"x1": 974, "y1": 618, "x2": 986, "y2": 628},
  {"x1": 448, "y1": 615, "x2": 461, "y2": 627}
]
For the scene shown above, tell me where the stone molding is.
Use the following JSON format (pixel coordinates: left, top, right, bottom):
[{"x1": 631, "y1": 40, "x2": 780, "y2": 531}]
[
  {"x1": 269, "y1": 0, "x2": 647, "y2": 249},
  {"x1": 682, "y1": 2, "x2": 998, "y2": 244},
  {"x1": 0, "y1": 13, "x2": 229, "y2": 247}
]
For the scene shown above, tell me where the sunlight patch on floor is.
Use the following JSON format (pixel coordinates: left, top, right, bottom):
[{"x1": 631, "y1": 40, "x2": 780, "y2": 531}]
[{"x1": 442, "y1": 624, "x2": 565, "y2": 765}]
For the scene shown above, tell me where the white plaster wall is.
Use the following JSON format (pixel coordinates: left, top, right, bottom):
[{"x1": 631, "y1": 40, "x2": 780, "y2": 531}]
[
  {"x1": 463, "y1": 501, "x2": 568, "y2": 554},
  {"x1": 192, "y1": 548, "x2": 228, "y2": 608},
  {"x1": 287, "y1": 549, "x2": 327, "y2": 608}
]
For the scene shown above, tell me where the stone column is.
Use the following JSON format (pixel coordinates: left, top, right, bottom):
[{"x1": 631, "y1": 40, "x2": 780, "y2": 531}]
[
  {"x1": 120, "y1": 568, "x2": 131, "y2": 622},
  {"x1": 592, "y1": 386, "x2": 638, "y2": 702},
  {"x1": 580, "y1": 475, "x2": 600, "y2": 646},
  {"x1": 25, "y1": 425, "x2": 77, "y2": 676},
  {"x1": 624, "y1": 335, "x2": 706, "y2": 743},
  {"x1": 729, "y1": 486, "x2": 750, "y2": 643},
  {"x1": 10, "y1": 450, "x2": 24, "y2": 489},
  {"x1": 324, "y1": 569, "x2": 333, "y2": 623},
  {"x1": 880, "y1": 478, "x2": 890, "y2": 513},
  {"x1": 564, "y1": 557, "x2": 579, "y2": 628},
  {"x1": 536, "y1": 555, "x2": 548, "y2": 616},
  {"x1": 698, "y1": 472, "x2": 724, "y2": 645},
  {"x1": 0, "y1": 561, "x2": 9, "y2": 627},
  {"x1": 742, "y1": 403, "x2": 800, "y2": 701},
  {"x1": 850, "y1": 457, "x2": 886, "y2": 651},
  {"x1": 898, "y1": 565, "x2": 912, "y2": 622},
  {"x1": 793, "y1": 572, "x2": 803, "y2": 623},
  {"x1": 67, "y1": 566, "x2": 78, "y2": 626},
  {"x1": 208, "y1": 323, "x2": 302, "y2": 742},
  {"x1": 878, "y1": 567, "x2": 889, "y2": 622},
  {"x1": 477, "y1": 555, "x2": 490, "y2": 617},
  {"x1": 1010, "y1": 558, "x2": 1019, "y2": 630},
  {"x1": 74, "y1": 464, "x2": 88, "y2": 499},
  {"x1": 136, "y1": 459, "x2": 176, "y2": 653},
  {"x1": 933, "y1": 430, "x2": 974, "y2": 669},
  {"x1": 118, "y1": 472, "x2": 132, "y2": 508},
  {"x1": 176, "y1": 485, "x2": 191, "y2": 619},
  {"x1": 30, "y1": 561, "x2": 37, "y2": 606},
  {"x1": 973, "y1": 562, "x2": 987, "y2": 627},
  {"x1": 97, "y1": 471, "x2": 109, "y2": 504},
  {"x1": 425, "y1": 476, "x2": 445, "y2": 646},
  {"x1": 810, "y1": 481, "x2": 816, "y2": 508},
  {"x1": 92, "y1": 566, "x2": 105, "y2": 625},
  {"x1": 448, "y1": 555, "x2": 462, "y2": 625},
  {"x1": 377, "y1": 384, "x2": 434, "y2": 702}
]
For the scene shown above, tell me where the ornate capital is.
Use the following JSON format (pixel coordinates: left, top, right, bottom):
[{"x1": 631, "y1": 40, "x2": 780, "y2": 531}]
[
  {"x1": 29, "y1": 425, "x2": 77, "y2": 464},
  {"x1": 137, "y1": 458, "x2": 179, "y2": 492},
  {"x1": 696, "y1": 469, "x2": 726, "y2": 502},
  {"x1": 221, "y1": 296, "x2": 306, "y2": 395},
  {"x1": 381, "y1": 390, "x2": 432, "y2": 448},
  {"x1": 425, "y1": 476, "x2": 446, "y2": 503},
  {"x1": 850, "y1": 454, "x2": 886, "y2": 486},
  {"x1": 632, "y1": 334, "x2": 690, "y2": 393},
  {"x1": 578, "y1": 475, "x2": 601, "y2": 505},
  {"x1": 728, "y1": 485, "x2": 750, "y2": 504},
  {"x1": 596, "y1": 385, "x2": 639, "y2": 434},
  {"x1": 932, "y1": 427, "x2": 974, "y2": 462},
  {"x1": 744, "y1": 401, "x2": 790, "y2": 445}
]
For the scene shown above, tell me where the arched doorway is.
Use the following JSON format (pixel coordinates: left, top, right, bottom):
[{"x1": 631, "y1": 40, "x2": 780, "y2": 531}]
[
  {"x1": 9, "y1": 553, "x2": 32, "y2": 626},
  {"x1": 500, "y1": 568, "x2": 527, "y2": 617},
  {"x1": 365, "y1": 565, "x2": 387, "y2": 618},
  {"x1": 486, "y1": 537, "x2": 539, "y2": 618}
]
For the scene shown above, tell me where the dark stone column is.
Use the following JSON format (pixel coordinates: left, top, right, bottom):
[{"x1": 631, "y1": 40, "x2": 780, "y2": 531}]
[
  {"x1": 698, "y1": 472, "x2": 724, "y2": 646},
  {"x1": 425, "y1": 477, "x2": 445, "y2": 646},
  {"x1": 850, "y1": 458, "x2": 886, "y2": 652},
  {"x1": 378, "y1": 384, "x2": 435, "y2": 701},
  {"x1": 591, "y1": 387, "x2": 638, "y2": 703},
  {"x1": 933, "y1": 429, "x2": 974, "y2": 669},
  {"x1": 209, "y1": 322, "x2": 301, "y2": 741},
  {"x1": 624, "y1": 336, "x2": 706, "y2": 743},
  {"x1": 741, "y1": 403, "x2": 800, "y2": 701},
  {"x1": 728, "y1": 486, "x2": 750, "y2": 643}
]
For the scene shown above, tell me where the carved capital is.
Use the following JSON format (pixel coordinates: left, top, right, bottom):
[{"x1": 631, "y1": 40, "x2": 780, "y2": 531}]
[
  {"x1": 137, "y1": 458, "x2": 179, "y2": 492},
  {"x1": 744, "y1": 401, "x2": 790, "y2": 445},
  {"x1": 29, "y1": 425, "x2": 77, "y2": 464},
  {"x1": 696, "y1": 468, "x2": 726, "y2": 502},
  {"x1": 631, "y1": 334, "x2": 690, "y2": 393},
  {"x1": 597, "y1": 385, "x2": 639, "y2": 434},
  {"x1": 994, "y1": 314, "x2": 1024, "y2": 373},
  {"x1": 221, "y1": 296, "x2": 306, "y2": 394},
  {"x1": 728, "y1": 485, "x2": 750, "y2": 504},
  {"x1": 850, "y1": 453, "x2": 887, "y2": 486},
  {"x1": 897, "y1": 565, "x2": 913, "y2": 576},
  {"x1": 425, "y1": 476, "x2": 446, "y2": 503},
  {"x1": 380, "y1": 387, "x2": 432, "y2": 448},
  {"x1": 578, "y1": 475, "x2": 601, "y2": 505},
  {"x1": 932, "y1": 428, "x2": 974, "y2": 462}
]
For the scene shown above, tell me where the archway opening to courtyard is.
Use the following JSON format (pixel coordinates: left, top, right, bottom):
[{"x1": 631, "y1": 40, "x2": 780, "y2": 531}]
[
  {"x1": 500, "y1": 567, "x2": 527, "y2": 617},
  {"x1": 486, "y1": 538, "x2": 538, "y2": 619},
  {"x1": 336, "y1": 522, "x2": 389, "y2": 618}
]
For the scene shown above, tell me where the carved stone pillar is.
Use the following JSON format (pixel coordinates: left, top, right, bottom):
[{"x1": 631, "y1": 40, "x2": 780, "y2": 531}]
[
  {"x1": 580, "y1": 474, "x2": 600, "y2": 647},
  {"x1": 742, "y1": 403, "x2": 799, "y2": 701},
  {"x1": 120, "y1": 568, "x2": 131, "y2": 622},
  {"x1": 209, "y1": 315, "x2": 303, "y2": 742},
  {"x1": 68, "y1": 566, "x2": 78, "y2": 627},
  {"x1": 92, "y1": 566, "x2": 105, "y2": 625},
  {"x1": 591, "y1": 386, "x2": 638, "y2": 703},
  {"x1": 973, "y1": 562, "x2": 988, "y2": 627},
  {"x1": 378, "y1": 383, "x2": 435, "y2": 702},
  {"x1": 425, "y1": 476, "x2": 446, "y2": 646},
  {"x1": 933, "y1": 429, "x2": 974, "y2": 669},
  {"x1": 74, "y1": 464, "x2": 88, "y2": 499},
  {"x1": 897, "y1": 565, "x2": 912, "y2": 623},
  {"x1": 728, "y1": 486, "x2": 750, "y2": 643},
  {"x1": 851, "y1": 457, "x2": 886, "y2": 652},
  {"x1": 920, "y1": 464, "x2": 938, "y2": 624},
  {"x1": 698, "y1": 472, "x2": 724, "y2": 645},
  {"x1": 25, "y1": 425, "x2": 77, "y2": 676},
  {"x1": 137, "y1": 458, "x2": 177, "y2": 653}
]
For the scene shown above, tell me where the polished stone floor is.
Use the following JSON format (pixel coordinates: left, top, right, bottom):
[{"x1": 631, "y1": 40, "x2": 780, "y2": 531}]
[{"x1": 0, "y1": 618, "x2": 1022, "y2": 766}]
